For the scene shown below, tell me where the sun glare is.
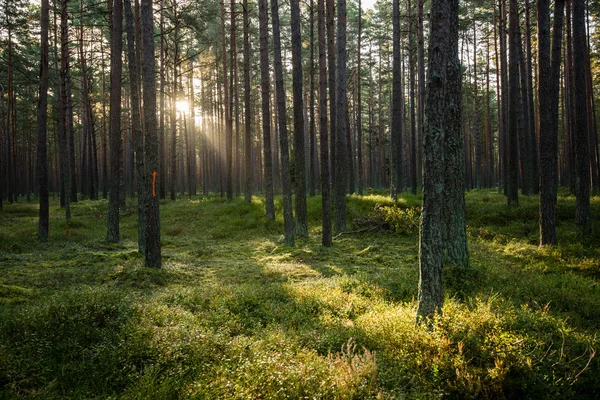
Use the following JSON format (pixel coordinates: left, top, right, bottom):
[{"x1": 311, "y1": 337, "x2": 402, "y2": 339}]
[{"x1": 176, "y1": 100, "x2": 189, "y2": 113}]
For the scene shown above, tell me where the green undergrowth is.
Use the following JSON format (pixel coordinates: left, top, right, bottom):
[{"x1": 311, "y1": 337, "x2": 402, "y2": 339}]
[{"x1": 0, "y1": 190, "x2": 598, "y2": 398}]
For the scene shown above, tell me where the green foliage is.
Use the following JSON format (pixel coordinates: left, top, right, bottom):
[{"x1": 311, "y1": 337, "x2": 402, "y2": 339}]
[
  {"x1": 373, "y1": 203, "x2": 421, "y2": 234},
  {"x1": 0, "y1": 190, "x2": 598, "y2": 398}
]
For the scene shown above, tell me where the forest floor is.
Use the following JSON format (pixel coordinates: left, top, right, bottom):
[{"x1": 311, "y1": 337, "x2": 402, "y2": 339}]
[{"x1": 0, "y1": 190, "x2": 599, "y2": 399}]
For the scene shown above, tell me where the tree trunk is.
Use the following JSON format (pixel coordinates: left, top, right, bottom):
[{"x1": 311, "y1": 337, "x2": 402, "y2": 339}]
[
  {"x1": 334, "y1": 0, "x2": 348, "y2": 232},
  {"x1": 59, "y1": 0, "x2": 71, "y2": 219},
  {"x1": 125, "y1": 0, "x2": 146, "y2": 252},
  {"x1": 318, "y1": 0, "x2": 331, "y2": 245},
  {"x1": 573, "y1": 0, "x2": 591, "y2": 235},
  {"x1": 417, "y1": 0, "x2": 451, "y2": 321},
  {"x1": 171, "y1": 0, "x2": 179, "y2": 201},
  {"x1": 258, "y1": 0, "x2": 274, "y2": 219},
  {"x1": 37, "y1": 0, "x2": 50, "y2": 241},
  {"x1": 272, "y1": 0, "x2": 295, "y2": 245},
  {"x1": 444, "y1": 0, "x2": 468, "y2": 268},
  {"x1": 141, "y1": 0, "x2": 161, "y2": 267},
  {"x1": 525, "y1": 0, "x2": 539, "y2": 194},
  {"x1": 390, "y1": 0, "x2": 403, "y2": 199},
  {"x1": 290, "y1": 0, "x2": 308, "y2": 236},
  {"x1": 507, "y1": 0, "x2": 519, "y2": 207},
  {"x1": 517, "y1": 18, "x2": 533, "y2": 196},
  {"x1": 159, "y1": 0, "x2": 166, "y2": 199},
  {"x1": 327, "y1": 0, "x2": 336, "y2": 188},
  {"x1": 539, "y1": 0, "x2": 564, "y2": 246},
  {"x1": 107, "y1": 0, "x2": 123, "y2": 242},
  {"x1": 243, "y1": 0, "x2": 252, "y2": 202}
]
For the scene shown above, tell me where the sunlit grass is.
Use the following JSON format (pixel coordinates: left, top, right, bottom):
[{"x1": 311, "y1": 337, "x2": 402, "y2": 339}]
[{"x1": 0, "y1": 189, "x2": 598, "y2": 398}]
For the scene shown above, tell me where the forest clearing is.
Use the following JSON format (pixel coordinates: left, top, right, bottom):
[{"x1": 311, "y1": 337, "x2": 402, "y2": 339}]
[
  {"x1": 0, "y1": 191, "x2": 599, "y2": 398},
  {"x1": 2, "y1": 0, "x2": 600, "y2": 396}
]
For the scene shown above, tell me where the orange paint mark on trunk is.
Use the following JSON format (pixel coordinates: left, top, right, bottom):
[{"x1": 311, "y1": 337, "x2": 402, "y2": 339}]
[{"x1": 152, "y1": 171, "x2": 157, "y2": 197}]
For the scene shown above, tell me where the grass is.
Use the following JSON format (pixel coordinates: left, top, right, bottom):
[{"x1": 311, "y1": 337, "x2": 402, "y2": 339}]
[{"x1": 0, "y1": 189, "x2": 598, "y2": 399}]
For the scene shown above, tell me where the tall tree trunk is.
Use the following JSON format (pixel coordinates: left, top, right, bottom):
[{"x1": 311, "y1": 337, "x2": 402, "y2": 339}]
[
  {"x1": 125, "y1": 0, "x2": 146, "y2": 252},
  {"x1": 499, "y1": 0, "x2": 509, "y2": 195},
  {"x1": 59, "y1": 0, "x2": 71, "y2": 219},
  {"x1": 243, "y1": 0, "x2": 252, "y2": 202},
  {"x1": 356, "y1": 0, "x2": 363, "y2": 195},
  {"x1": 539, "y1": 0, "x2": 564, "y2": 246},
  {"x1": 107, "y1": 0, "x2": 123, "y2": 242},
  {"x1": 258, "y1": 0, "x2": 274, "y2": 219},
  {"x1": 444, "y1": 0, "x2": 468, "y2": 268},
  {"x1": 417, "y1": 0, "x2": 425, "y2": 189},
  {"x1": 291, "y1": 0, "x2": 308, "y2": 236},
  {"x1": 327, "y1": 0, "x2": 336, "y2": 188},
  {"x1": 417, "y1": 0, "x2": 451, "y2": 321},
  {"x1": 408, "y1": 0, "x2": 417, "y2": 194},
  {"x1": 473, "y1": 22, "x2": 481, "y2": 190},
  {"x1": 171, "y1": 0, "x2": 179, "y2": 201},
  {"x1": 517, "y1": 18, "x2": 534, "y2": 196},
  {"x1": 159, "y1": 0, "x2": 166, "y2": 199},
  {"x1": 141, "y1": 0, "x2": 161, "y2": 267},
  {"x1": 318, "y1": 0, "x2": 331, "y2": 245},
  {"x1": 573, "y1": 0, "x2": 591, "y2": 235},
  {"x1": 309, "y1": 0, "x2": 317, "y2": 197},
  {"x1": 507, "y1": 0, "x2": 519, "y2": 207},
  {"x1": 272, "y1": 0, "x2": 294, "y2": 245},
  {"x1": 334, "y1": 0, "x2": 348, "y2": 232},
  {"x1": 390, "y1": 0, "x2": 403, "y2": 199},
  {"x1": 525, "y1": 0, "x2": 539, "y2": 194},
  {"x1": 37, "y1": 0, "x2": 50, "y2": 241}
]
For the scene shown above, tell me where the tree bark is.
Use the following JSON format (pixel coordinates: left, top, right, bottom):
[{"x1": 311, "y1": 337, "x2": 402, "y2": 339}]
[
  {"x1": 291, "y1": 0, "x2": 308, "y2": 236},
  {"x1": 258, "y1": 0, "x2": 274, "y2": 220},
  {"x1": 334, "y1": 0, "x2": 348, "y2": 232},
  {"x1": 125, "y1": 0, "x2": 146, "y2": 252},
  {"x1": 444, "y1": 0, "x2": 468, "y2": 268},
  {"x1": 272, "y1": 0, "x2": 295, "y2": 245},
  {"x1": 318, "y1": 0, "x2": 331, "y2": 246},
  {"x1": 507, "y1": 0, "x2": 519, "y2": 207},
  {"x1": 538, "y1": 0, "x2": 564, "y2": 246},
  {"x1": 37, "y1": 0, "x2": 50, "y2": 241},
  {"x1": 573, "y1": 0, "x2": 591, "y2": 235},
  {"x1": 417, "y1": 0, "x2": 451, "y2": 321},
  {"x1": 391, "y1": 0, "x2": 403, "y2": 199},
  {"x1": 243, "y1": 0, "x2": 252, "y2": 203},
  {"x1": 141, "y1": 0, "x2": 161, "y2": 267},
  {"x1": 107, "y1": 0, "x2": 123, "y2": 242}
]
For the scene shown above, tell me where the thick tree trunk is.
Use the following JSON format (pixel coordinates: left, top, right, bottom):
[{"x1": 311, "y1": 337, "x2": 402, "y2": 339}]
[
  {"x1": 507, "y1": 0, "x2": 519, "y2": 207},
  {"x1": 258, "y1": 0, "x2": 274, "y2": 220},
  {"x1": 171, "y1": 0, "x2": 179, "y2": 201},
  {"x1": 37, "y1": 0, "x2": 50, "y2": 241},
  {"x1": 318, "y1": 0, "x2": 331, "y2": 246},
  {"x1": 573, "y1": 0, "x2": 591, "y2": 235},
  {"x1": 525, "y1": 0, "x2": 539, "y2": 194},
  {"x1": 444, "y1": 0, "x2": 468, "y2": 268},
  {"x1": 125, "y1": 0, "x2": 146, "y2": 252},
  {"x1": 141, "y1": 0, "x2": 161, "y2": 267},
  {"x1": 517, "y1": 20, "x2": 533, "y2": 196},
  {"x1": 107, "y1": 0, "x2": 123, "y2": 242},
  {"x1": 334, "y1": 0, "x2": 348, "y2": 232},
  {"x1": 159, "y1": 0, "x2": 166, "y2": 199},
  {"x1": 539, "y1": 0, "x2": 564, "y2": 246},
  {"x1": 417, "y1": 0, "x2": 451, "y2": 321},
  {"x1": 309, "y1": 0, "x2": 317, "y2": 197},
  {"x1": 243, "y1": 0, "x2": 252, "y2": 203},
  {"x1": 327, "y1": 0, "x2": 336, "y2": 188},
  {"x1": 390, "y1": 0, "x2": 403, "y2": 200},
  {"x1": 272, "y1": 0, "x2": 295, "y2": 245},
  {"x1": 290, "y1": 0, "x2": 308, "y2": 236},
  {"x1": 60, "y1": 0, "x2": 71, "y2": 219}
]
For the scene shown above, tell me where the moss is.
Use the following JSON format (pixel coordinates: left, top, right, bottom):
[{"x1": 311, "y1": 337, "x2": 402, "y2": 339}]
[{"x1": 0, "y1": 191, "x2": 598, "y2": 398}]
